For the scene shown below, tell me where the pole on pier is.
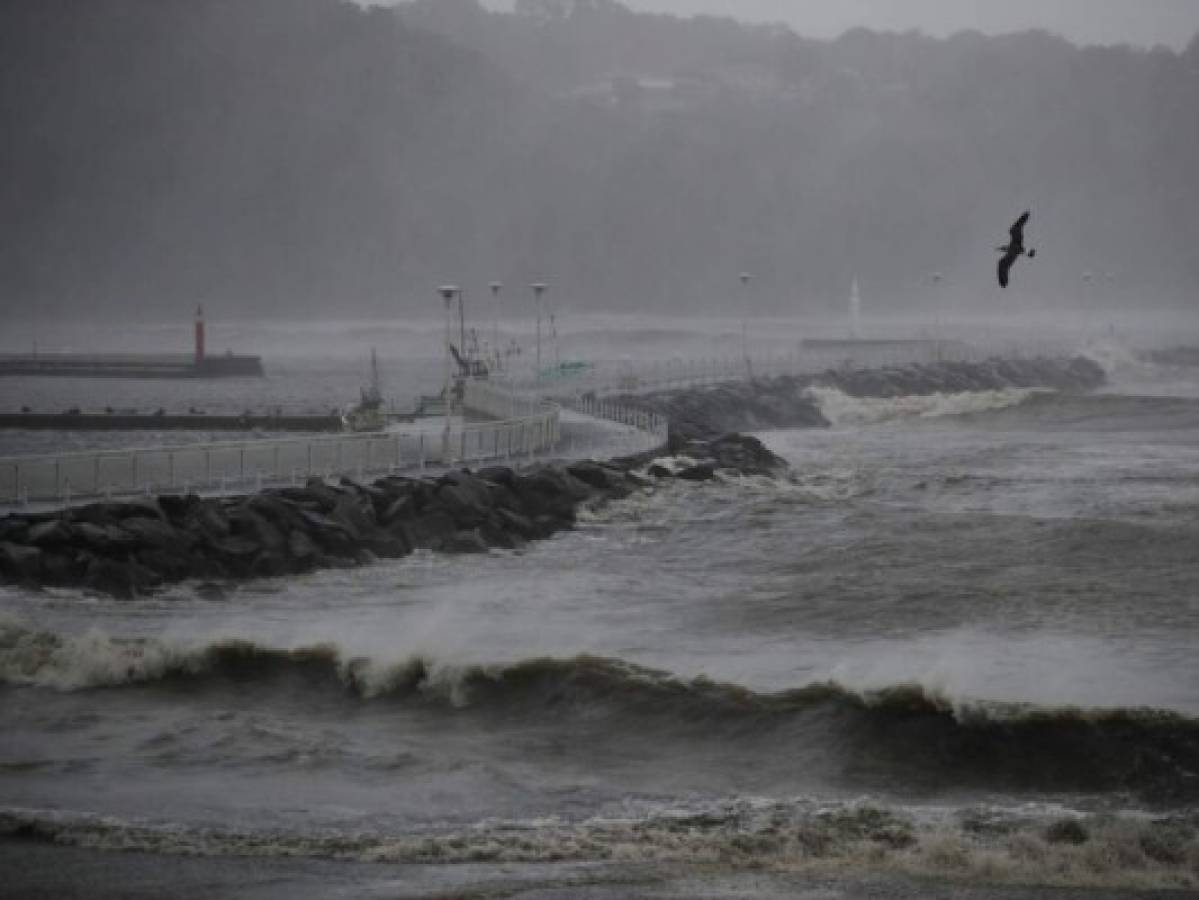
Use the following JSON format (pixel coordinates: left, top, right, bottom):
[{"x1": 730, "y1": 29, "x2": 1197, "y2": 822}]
[
  {"x1": 739, "y1": 273, "x2": 753, "y2": 379},
  {"x1": 458, "y1": 289, "x2": 467, "y2": 365},
  {"x1": 490, "y1": 282, "x2": 502, "y2": 372},
  {"x1": 532, "y1": 283, "x2": 547, "y2": 379},
  {"x1": 194, "y1": 305, "x2": 206, "y2": 364},
  {"x1": 439, "y1": 286, "x2": 460, "y2": 462}
]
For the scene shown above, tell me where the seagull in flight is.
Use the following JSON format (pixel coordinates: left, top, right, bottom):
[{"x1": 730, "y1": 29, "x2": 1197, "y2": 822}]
[{"x1": 996, "y1": 210, "x2": 1036, "y2": 288}]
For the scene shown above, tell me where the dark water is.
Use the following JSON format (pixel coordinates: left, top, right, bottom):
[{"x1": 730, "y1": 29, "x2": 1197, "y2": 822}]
[{"x1": 2, "y1": 325, "x2": 1199, "y2": 893}]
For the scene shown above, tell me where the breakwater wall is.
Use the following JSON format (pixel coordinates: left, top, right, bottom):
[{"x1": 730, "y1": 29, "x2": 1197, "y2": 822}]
[
  {"x1": 0, "y1": 353, "x2": 263, "y2": 379},
  {"x1": 0, "y1": 433, "x2": 783, "y2": 598},
  {"x1": 0, "y1": 412, "x2": 344, "y2": 432},
  {"x1": 0, "y1": 381, "x2": 565, "y2": 507},
  {"x1": 610, "y1": 356, "x2": 1106, "y2": 443}
]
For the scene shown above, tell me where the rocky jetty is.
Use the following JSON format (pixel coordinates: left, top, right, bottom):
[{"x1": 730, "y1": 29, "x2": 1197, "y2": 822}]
[
  {"x1": 0, "y1": 434, "x2": 785, "y2": 599},
  {"x1": 617, "y1": 356, "x2": 1106, "y2": 442}
]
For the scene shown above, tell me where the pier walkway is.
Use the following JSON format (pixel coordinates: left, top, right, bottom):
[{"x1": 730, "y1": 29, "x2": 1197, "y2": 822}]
[{"x1": 0, "y1": 336, "x2": 1080, "y2": 510}]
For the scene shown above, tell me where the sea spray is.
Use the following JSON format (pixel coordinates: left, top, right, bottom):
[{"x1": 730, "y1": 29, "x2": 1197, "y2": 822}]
[
  {"x1": 1, "y1": 799, "x2": 1195, "y2": 890},
  {"x1": 802, "y1": 386, "x2": 1046, "y2": 427}
]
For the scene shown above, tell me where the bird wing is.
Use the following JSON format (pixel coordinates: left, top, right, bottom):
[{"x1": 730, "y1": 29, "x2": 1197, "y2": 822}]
[
  {"x1": 1009, "y1": 211, "x2": 1030, "y2": 243},
  {"x1": 997, "y1": 248, "x2": 1017, "y2": 288}
]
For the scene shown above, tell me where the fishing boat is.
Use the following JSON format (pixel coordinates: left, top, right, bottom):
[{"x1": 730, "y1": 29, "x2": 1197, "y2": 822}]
[{"x1": 341, "y1": 348, "x2": 388, "y2": 432}]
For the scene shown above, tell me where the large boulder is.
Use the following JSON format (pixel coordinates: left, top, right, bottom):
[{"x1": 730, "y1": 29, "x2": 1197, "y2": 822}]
[
  {"x1": 72, "y1": 521, "x2": 139, "y2": 555},
  {"x1": 493, "y1": 508, "x2": 537, "y2": 541},
  {"x1": 187, "y1": 500, "x2": 231, "y2": 540},
  {"x1": 395, "y1": 509, "x2": 458, "y2": 551},
  {"x1": 331, "y1": 493, "x2": 376, "y2": 540},
  {"x1": 434, "y1": 476, "x2": 492, "y2": 527},
  {"x1": 0, "y1": 517, "x2": 29, "y2": 544},
  {"x1": 567, "y1": 460, "x2": 633, "y2": 497},
  {"x1": 137, "y1": 547, "x2": 196, "y2": 581},
  {"x1": 82, "y1": 556, "x2": 160, "y2": 599},
  {"x1": 297, "y1": 509, "x2": 358, "y2": 555},
  {"x1": 287, "y1": 529, "x2": 321, "y2": 564},
  {"x1": 444, "y1": 529, "x2": 491, "y2": 554},
  {"x1": 157, "y1": 494, "x2": 201, "y2": 524},
  {"x1": 0, "y1": 541, "x2": 42, "y2": 581},
  {"x1": 26, "y1": 519, "x2": 74, "y2": 547},
  {"x1": 228, "y1": 507, "x2": 287, "y2": 556},
  {"x1": 121, "y1": 516, "x2": 194, "y2": 552}
]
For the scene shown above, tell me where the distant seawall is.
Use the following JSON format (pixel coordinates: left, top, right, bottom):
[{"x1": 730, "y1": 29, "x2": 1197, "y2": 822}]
[
  {"x1": 614, "y1": 356, "x2": 1106, "y2": 443},
  {"x1": 0, "y1": 412, "x2": 342, "y2": 432},
  {"x1": 0, "y1": 353, "x2": 263, "y2": 379}
]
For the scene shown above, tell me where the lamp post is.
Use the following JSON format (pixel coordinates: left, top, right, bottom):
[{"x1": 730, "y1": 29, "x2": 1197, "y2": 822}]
[
  {"x1": 438, "y1": 285, "x2": 460, "y2": 460},
  {"x1": 489, "y1": 281, "x2": 502, "y2": 371},
  {"x1": 932, "y1": 271, "x2": 943, "y2": 356},
  {"x1": 739, "y1": 272, "x2": 752, "y2": 377},
  {"x1": 531, "y1": 282, "x2": 547, "y2": 379}
]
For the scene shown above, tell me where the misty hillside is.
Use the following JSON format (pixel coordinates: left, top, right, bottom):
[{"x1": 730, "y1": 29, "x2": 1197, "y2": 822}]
[{"x1": 2, "y1": 0, "x2": 1197, "y2": 321}]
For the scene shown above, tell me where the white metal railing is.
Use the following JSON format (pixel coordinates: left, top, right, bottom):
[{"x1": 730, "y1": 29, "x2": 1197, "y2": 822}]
[
  {"x1": 0, "y1": 384, "x2": 559, "y2": 507},
  {"x1": 560, "y1": 394, "x2": 669, "y2": 458},
  {"x1": 0, "y1": 339, "x2": 1087, "y2": 507}
]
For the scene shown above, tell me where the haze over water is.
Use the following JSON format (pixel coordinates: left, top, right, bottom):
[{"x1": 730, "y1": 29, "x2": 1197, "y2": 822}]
[
  {"x1": 3, "y1": 314, "x2": 1199, "y2": 895},
  {"x1": 3, "y1": 0, "x2": 1199, "y2": 894}
]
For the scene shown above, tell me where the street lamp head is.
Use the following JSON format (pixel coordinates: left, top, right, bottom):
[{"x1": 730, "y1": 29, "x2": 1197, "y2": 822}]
[
  {"x1": 531, "y1": 282, "x2": 548, "y2": 296},
  {"x1": 489, "y1": 282, "x2": 503, "y2": 292},
  {"x1": 739, "y1": 272, "x2": 752, "y2": 285},
  {"x1": 438, "y1": 285, "x2": 461, "y2": 300}
]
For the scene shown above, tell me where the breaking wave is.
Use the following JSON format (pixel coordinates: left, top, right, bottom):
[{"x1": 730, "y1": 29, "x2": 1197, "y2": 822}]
[
  {"x1": 803, "y1": 386, "x2": 1045, "y2": 426},
  {"x1": 4, "y1": 622, "x2": 1198, "y2": 804},
  {"x1": 2, "y1": 799, "x2": 1197, "y2": 890}
]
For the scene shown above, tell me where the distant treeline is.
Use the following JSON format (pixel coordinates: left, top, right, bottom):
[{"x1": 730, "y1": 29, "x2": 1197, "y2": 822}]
[{"x1": 1, "y1": 0, "x2": 1196, "y2": 319}]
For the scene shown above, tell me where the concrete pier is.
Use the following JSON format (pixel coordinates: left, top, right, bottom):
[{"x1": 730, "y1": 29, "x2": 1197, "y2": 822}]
[{"x1": 0, "y1": 352, "x2": 263, "y2": 379}]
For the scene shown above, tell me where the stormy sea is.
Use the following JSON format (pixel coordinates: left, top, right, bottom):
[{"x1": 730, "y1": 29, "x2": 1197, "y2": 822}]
[{"x1": 2, "y1": 314, "x2": 1198, "y2": 898}]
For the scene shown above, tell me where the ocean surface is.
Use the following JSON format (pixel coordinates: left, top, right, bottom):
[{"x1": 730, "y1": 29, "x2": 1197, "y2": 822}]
[{"x1": 2, "y1": 313, "x2": 1199, "y2": 896}]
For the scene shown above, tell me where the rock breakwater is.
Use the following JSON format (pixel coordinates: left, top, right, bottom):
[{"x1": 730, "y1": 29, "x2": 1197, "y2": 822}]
[
  {"x1": 0, "y1": 434, "x2": 784, "y2": 599},
  {"x1": 615, "y1": 356, "x2": 1106, "y2": 442}
]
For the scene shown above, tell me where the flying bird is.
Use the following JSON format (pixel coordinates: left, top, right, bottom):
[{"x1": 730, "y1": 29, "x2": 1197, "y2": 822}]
[{"x1": 996, "y1": 210, "x2": 1036, "y2": 288}]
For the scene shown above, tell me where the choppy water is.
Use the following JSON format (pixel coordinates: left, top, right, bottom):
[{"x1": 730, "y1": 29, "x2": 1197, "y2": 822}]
[{"x1": 2, "y1": 316, "x2": 1199, "y2": 893}]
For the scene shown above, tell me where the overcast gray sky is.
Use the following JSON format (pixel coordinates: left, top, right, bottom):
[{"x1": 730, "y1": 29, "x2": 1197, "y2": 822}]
[{"x1": 477, "y1": 0, "x2": 1199, "y2": 49}]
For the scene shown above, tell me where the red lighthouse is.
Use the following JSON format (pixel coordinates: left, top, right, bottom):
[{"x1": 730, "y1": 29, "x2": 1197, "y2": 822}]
[{"x1": 194, "y1": 304, "x2": 206, "y2": 364}]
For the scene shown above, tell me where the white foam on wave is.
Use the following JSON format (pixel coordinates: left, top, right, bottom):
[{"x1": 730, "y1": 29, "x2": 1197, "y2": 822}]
[
  {"x1": 3, "y1": 797, "x2": 1194, "y2": 890},
  {"x1": 820, "y1": 625, "x2": 1199, "y2": 717},
  {"x1": 0, "y1": 617, "x2": 202, "y2": 691},
  {"x1": 803, "y1": 385, "x2": 1046, "y2": 427}
]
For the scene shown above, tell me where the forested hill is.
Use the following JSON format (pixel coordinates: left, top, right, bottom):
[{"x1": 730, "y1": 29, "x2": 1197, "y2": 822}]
[
  {"x1": 0, "y1": 0, "x2": 514, "y2": 319},
  {"x1": 2, "y1": 0, "x2": 1197, "y2": 321}
]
